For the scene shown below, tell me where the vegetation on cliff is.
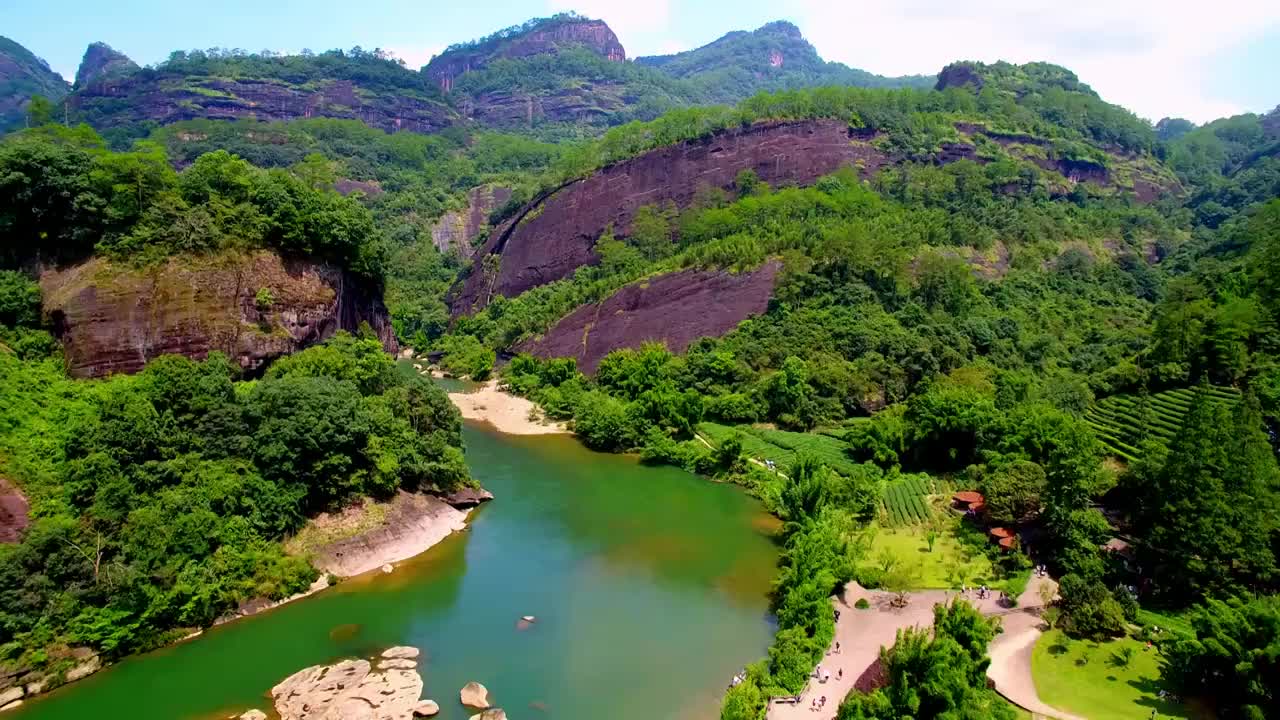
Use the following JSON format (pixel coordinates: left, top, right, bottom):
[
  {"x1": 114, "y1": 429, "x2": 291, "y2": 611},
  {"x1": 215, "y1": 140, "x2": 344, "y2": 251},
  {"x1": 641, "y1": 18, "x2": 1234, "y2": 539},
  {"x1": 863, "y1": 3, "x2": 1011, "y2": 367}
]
[
  {"x1": 0, "y1": 321, "x2": 469, "y2": 679},
  {"x1": 0, "y1": 36, "x2": 70, "y2": 133}
]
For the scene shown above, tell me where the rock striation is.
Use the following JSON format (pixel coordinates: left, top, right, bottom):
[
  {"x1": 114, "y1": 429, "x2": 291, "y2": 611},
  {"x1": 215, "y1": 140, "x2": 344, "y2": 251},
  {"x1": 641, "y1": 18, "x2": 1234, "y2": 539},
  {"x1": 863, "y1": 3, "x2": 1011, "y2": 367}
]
[
  {"x1": 270, "y1": 646, "x2": 427, "y2": 720},
  {"x1": 430, "y1": 185, "x2": 513, "y2": 258},
  {"x1": 451, "y1": 120, "x2": 884, "y2": 314},
  {"x1": 39, "y1": 250, "x2": 396, "y2": 378},
  {"x1": 517, "y1": 262, "x2": 782, "y2": 374}
]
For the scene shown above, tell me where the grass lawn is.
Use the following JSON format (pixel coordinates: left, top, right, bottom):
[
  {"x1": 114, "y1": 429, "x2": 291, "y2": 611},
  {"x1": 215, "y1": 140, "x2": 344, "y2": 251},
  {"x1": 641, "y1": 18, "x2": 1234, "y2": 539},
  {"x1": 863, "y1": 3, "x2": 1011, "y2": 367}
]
[
  {"x1": 1031, "y1": 629, "x2": 1194, "y2": 720},
  {"x1": 857, "y1": 515, "x2": 1030, "y2": 592}
]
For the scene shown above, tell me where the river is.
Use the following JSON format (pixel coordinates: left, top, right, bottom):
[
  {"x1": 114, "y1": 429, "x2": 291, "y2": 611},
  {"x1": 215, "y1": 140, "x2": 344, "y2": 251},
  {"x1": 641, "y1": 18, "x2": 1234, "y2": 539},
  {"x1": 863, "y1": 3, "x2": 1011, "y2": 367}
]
[{"x1": 12, "y1": 423, "x2": 779, "y2": 719}]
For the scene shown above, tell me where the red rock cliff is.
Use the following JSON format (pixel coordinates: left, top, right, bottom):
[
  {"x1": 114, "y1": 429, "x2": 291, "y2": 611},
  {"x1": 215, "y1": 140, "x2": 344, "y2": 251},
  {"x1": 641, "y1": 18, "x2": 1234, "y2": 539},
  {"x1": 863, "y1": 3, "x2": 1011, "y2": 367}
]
[
  {"x1": 40, "y1": 251, "x2": 396, "y2": 378},
  {"x1": 451, "y1": 119, "x2": 884, "y2": 315},
  {"x1": 516, "y1": 261, "x2": 781, "y2": 374}
]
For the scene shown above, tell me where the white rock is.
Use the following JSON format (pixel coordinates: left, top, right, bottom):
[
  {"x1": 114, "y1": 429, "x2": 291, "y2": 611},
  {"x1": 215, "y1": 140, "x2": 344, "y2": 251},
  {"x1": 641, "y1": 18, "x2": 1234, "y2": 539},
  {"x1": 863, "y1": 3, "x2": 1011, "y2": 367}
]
[
  {"x1": 66, "y1": 655, "x2": 100, "y2": 682},
  {"x1": 239, "y1": 711, "x2": 267, "y2": 720},
  {"x1": 377, "y1": 658, "x2": 416, "y2": 670},
  {"x1": 0, "y1": 688, "x2": 22, "y2": 708},
  {"x1": 381, "y1": 563, "x2": 394, "y2": 574},
  {"x1": 460, "y1": 681, "x2": 491, "y2": 709},
  {"x1": 469, "y1": 710, "x2": 507, "y2": 720},
  {"x1": 381, "y1": 646, "x2": 421, "y2": 660},
  {"x1": 0, "y1": 699, "x2": 22, "y2": 712},
  {"x1": 412, "y1": 700, "x2": 440, "y2": 717}
]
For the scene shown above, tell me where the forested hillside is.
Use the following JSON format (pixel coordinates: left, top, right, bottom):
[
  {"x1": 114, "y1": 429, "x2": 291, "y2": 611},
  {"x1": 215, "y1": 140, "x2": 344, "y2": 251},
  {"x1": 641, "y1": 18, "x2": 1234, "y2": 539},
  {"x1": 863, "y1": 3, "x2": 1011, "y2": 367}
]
[
  {"x1": 0, "y1": 36, "x2": 70, "y2": 133},
  {"x1": 0, "y1": 10, "x2": 1277, "y2": 719}
]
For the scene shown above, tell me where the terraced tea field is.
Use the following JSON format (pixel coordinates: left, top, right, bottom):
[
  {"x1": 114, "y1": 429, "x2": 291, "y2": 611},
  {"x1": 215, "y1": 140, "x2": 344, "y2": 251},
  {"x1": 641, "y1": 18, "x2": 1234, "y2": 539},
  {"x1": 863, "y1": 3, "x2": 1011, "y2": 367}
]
[
  {"x1": 881, "y1": 474, "x2": 937, "y2": 526},
  {"x1": 1085, "y1": 386, "x2": 1240, "y2": 461}
]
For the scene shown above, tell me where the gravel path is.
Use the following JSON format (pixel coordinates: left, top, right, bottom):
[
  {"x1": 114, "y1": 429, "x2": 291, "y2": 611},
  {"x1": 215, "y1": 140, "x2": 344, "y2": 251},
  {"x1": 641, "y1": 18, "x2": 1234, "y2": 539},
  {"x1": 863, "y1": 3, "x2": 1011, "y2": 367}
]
[{"x1": 764, "y1": 576, "x2": 1075, "y2": 720}]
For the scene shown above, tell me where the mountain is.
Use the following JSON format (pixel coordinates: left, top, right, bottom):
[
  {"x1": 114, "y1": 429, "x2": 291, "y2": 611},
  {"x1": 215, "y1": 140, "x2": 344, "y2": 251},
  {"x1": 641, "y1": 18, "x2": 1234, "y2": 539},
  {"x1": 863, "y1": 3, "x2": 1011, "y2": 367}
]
[
  {"x1": 65, "y1": 45, "x2": 457, "y2": 146},
  {"x1": 635, "y1": 21, "x2": 931, "y2": 100},
  {"x1": 0, "y1": 36, "x2": 71, "y2": 132},
  {"x1": 73, "y1": 41, "x2": 139, "y2": 89}
]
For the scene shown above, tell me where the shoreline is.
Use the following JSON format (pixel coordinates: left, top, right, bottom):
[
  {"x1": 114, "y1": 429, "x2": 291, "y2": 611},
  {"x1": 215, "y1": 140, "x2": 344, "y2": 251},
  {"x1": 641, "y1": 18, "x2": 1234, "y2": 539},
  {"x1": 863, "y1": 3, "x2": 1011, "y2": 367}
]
[
  {"x1": 447, "y1": 379, "x2": 570, "y2": 435},
  {"x1": 2, "y1": 490, "x2": 485, "y2": 712}
]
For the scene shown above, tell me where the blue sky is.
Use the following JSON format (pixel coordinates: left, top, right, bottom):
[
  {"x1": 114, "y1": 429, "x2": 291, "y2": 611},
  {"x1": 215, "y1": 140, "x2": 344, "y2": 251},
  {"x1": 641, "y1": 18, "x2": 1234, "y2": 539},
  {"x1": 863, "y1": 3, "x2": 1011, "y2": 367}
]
[{"x1": 3, "y1": 0, "x2": 1277, "y2": 124}]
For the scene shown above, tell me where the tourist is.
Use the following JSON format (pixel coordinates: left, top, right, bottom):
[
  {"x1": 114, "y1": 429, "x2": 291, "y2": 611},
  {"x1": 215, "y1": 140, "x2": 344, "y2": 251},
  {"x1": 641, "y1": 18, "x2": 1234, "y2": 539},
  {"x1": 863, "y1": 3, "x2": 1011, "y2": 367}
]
[
  {"x1": 837, "y1": 668, "x2": 843, "y2": 680},
  {"x1": 835, "y1": 641, "x2": 841, "y2": 654},
  {"x1": 820, "y1": 695, "x2": 827, "y2": 708}
]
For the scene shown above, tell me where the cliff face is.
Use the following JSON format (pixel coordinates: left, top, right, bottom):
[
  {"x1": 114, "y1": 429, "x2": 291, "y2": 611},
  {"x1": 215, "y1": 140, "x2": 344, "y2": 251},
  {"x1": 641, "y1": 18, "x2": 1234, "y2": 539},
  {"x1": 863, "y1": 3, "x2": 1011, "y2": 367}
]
[
  {"x1": 451, "y1": 120, "x2": 886, "y2": 314},
  {"x1": 40, "y1": 250, "x2": 396, "y2": 378},
  {"x1": 517, "y1": 261, "x2": 781, "y2": 374},
  {"x1": 425, "y1": 18, "x2": 625, "y2": 92},
  {"x1": 71, "y1": 74, "x2": 456, "y2": 135},
  {"x1": 73, "y1": 42, "x2": 138, "y2": 89},
  {"x1": 429, "y1": 185, "x2": 512, "y2": 258}
]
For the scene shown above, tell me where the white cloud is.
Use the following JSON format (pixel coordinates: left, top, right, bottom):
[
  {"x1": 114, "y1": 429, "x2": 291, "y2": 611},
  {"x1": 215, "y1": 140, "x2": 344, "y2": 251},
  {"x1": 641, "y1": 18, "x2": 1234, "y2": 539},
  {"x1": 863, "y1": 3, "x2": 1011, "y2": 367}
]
[
  {"x1": 792, "y1": 0, "x2": 1279, "y2": 123},
  {"x1": 385, "y1": 45, "x2": 444, "y2": 70},
  {"x1": 546, "y1": 0, "x2": 673, "y2": 40}
]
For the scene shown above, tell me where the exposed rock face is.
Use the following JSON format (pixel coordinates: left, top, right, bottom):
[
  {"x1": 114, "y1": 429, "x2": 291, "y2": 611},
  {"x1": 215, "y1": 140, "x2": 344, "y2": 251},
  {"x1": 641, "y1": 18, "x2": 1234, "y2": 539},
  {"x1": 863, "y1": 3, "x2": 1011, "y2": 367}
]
[
  {"x1": 73, "y1": 42, "x2": 138, "y2": 89},
  {"x1": 517, "y1": 262, "x2": 781, "y2": 374},
  {"x1": 935, "y1": 62, "x2": 984, "y2": 91},
  {"x1": 412, "y1": 700, "x2": 440, "y2": 717},
  {"x1": 451, "y1": 120, "x2": 885, "y2": 314},
  {"x1": 426, "y1": 18, "x2": 625, "y2": 92},
  {"x1": 0, "y1": 478, "x2": 30, "y2": 544},
  {"x1": 442, "y1": 487, "x2": 495, "y2": 508},
  {"x1": 307, "y1": 492, "x2": 468, "y2": 578},
  {"x1": 461, "y1": 84, "x2": 628, "y2": 127},
  {"x1": 71, "y1": 75, "x2": 456, "y2": 135},
  {"x1": 271, "y1": 653, "x2": 424, "y2": 720},
  {"x1": 39, "y1": 250, "x2": 396, "y2": 379},
  {"x1": 431, "y1": 185, "x2": 513, "y2": 258},
  {"x1": 459, "y1": 681, "x2": 491, "y2": 709}
]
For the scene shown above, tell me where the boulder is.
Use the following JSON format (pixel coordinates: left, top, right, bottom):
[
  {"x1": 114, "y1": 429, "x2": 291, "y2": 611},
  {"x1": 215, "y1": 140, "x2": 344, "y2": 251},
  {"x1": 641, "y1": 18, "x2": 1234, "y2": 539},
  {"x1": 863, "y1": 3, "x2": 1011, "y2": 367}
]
[
  {"x1": 381, "y1": 564, "x2": 394, "y2": 574},
  {"x1": 239, "y1": 711, "x2": 268, "y2": 720},
  {"x1": 381, "y1": 646, "x2": 421, "y2": 660},
  {"x1": 377, "y1": 659, "x2": 417, "y2": 671},
  {"x1": 469, "y1": 711, "x2": 507, "y2": 720},
  {"x1": 460, "y1": 681, "x2": 491, "y2": 709},
  {"x1": 270, "y1": 656, "x2": 424, "y2": 720},
  {"x1": 442, "y1": 488, "x2": 495, "y2": 509},
  {"x1": 65, "y1": 655, "x2": 100, "y2": 682},
  {"x1": 0, "y1": 687, "x2": 22, "y2": 707},
  {"x1": 0, "y1": 700, "x2": 22, "y2": 712},
  {"x1": 412, "y1": 700, "x2": 440, "y2": 717}
]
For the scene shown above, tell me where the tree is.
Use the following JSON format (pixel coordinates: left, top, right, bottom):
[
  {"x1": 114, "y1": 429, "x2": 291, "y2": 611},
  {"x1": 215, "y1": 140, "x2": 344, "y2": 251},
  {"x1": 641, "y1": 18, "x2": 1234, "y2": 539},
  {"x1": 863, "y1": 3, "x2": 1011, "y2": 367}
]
[
  {"x1": 838, "y1": 601, "x2": 1013, "y2": 720},
  {"x1": 25, "y1": 94, "x2": 55, "y2": 127},
  {"x1": 1056, "y1": 574, "x2": 1127, "y2": 640},
  {"x1": 977, "y1": 459, "x2": 1045, "y2": 526},
  {"x1": 1162, "y1": 596, "x2": 1280, "y2": 720}
]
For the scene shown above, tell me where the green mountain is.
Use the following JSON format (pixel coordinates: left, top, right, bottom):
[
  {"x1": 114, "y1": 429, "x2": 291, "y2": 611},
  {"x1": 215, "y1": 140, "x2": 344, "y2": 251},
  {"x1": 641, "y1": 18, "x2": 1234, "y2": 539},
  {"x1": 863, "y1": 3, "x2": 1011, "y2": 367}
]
[
  {"x1": 635, "y1": 21, "x2": 932, "y2": 100},
  {"x1": 0, "y1": 36, "x2": 71, "y2": 132}
]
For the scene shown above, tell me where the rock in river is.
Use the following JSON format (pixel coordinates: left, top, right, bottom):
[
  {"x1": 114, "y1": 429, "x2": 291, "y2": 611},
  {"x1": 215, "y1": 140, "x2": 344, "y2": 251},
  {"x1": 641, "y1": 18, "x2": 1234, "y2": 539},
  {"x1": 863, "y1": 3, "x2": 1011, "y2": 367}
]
[
  {"x1": 239, "y1": 711, "x2": 267, "y2": 720},
  {"x1": 460, "y1": 681, "x2": 491, "y2": 709},
  {"x1": 271, "y1": 651, "x2": 424, "y2": 719},
  {"x1": 412, "y1": 700, "x2": 440, "y2": 716},
  {"x1": 382, "y1": 646, "x2": 421, "y2": 660},
  {"x1": 469, "y1": 710, "x2": 507, "y2": 720}
]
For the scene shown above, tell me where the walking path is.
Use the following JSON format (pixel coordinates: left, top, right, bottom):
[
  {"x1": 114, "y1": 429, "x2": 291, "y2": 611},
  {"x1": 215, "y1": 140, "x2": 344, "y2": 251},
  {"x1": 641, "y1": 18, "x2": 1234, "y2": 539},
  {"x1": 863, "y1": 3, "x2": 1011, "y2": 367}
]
[{"x1": 765, "y1": 576, "x2": 1079, "y2": 720}]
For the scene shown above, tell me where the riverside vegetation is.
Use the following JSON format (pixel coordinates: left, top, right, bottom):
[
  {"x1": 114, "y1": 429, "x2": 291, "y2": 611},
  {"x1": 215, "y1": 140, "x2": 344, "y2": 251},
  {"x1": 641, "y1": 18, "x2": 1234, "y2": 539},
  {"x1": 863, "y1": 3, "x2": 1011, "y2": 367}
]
[{"x1": 1, "y1": 12, "x2": 1279, "y2": 719}]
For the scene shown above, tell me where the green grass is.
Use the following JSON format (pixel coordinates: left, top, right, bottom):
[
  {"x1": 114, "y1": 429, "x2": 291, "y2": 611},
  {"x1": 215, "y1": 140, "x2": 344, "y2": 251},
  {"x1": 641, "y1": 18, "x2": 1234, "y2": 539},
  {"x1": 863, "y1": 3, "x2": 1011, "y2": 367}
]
[
  {"x1": 860, "y1": 515, "x2": 999, "y2": 590},
  {"x1": 1032, "y1": 629, "x2": 1194, "y2": 720},
  {"x1": 1136, "y1": 608, "x2": 1195, "y2": 637}
]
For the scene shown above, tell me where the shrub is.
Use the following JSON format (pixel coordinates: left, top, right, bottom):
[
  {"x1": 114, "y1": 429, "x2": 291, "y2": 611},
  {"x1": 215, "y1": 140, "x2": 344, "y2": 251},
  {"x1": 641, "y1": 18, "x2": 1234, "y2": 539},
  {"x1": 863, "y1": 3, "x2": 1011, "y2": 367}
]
[{"x1": 855, "y1": 598, "x2": 870, "y2": 609}]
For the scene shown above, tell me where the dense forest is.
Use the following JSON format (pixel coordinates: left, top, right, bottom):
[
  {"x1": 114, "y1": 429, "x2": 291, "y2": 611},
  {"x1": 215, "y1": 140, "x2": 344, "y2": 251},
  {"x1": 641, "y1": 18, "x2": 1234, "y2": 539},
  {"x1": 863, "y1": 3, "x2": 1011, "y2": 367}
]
[{"x1": 0, "y1": 11, "x2": 1278, "y2": 719}]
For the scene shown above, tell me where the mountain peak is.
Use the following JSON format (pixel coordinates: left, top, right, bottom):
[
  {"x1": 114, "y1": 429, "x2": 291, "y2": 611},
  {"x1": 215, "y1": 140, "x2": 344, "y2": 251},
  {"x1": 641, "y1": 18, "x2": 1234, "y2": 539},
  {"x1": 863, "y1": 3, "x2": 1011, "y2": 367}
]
[
  {"x1": 756, "y1": 20, "x2": 803, "y2": 39},
  {"x1": 424, "y1": 13, "x2": 625, "y2": 92},
  {"x1": 74, "y1": 42, "x2": 137, "y2": 89}
]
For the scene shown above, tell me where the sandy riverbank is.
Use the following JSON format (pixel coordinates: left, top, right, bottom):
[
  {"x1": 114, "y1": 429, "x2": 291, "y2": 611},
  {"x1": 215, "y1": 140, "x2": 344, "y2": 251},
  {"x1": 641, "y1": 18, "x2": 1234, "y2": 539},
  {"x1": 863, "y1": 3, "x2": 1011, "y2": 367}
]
[{"x1": 448, "y1": 380, "x2": 570, "y2": 435}]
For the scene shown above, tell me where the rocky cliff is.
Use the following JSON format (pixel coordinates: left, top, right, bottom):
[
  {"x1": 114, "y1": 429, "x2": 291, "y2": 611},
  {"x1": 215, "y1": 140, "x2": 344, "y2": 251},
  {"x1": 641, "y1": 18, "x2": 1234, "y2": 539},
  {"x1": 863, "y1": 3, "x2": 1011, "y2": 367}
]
[
  {"x1": 425, "y1": 17, "x2": 625, "y2": 92},
  {"x1": 73, "y1": 42, "x2": 138, "y2": 89},
  {"x1": 517, "y1": 261, "x2": 781, "y2": 374},
  {"x1": 40, "y1": 250, "x2": 396, "y2": 378},
  {"x1": 429, "y1": 185, "x2": 512, "y2": 258},
  {"x1": 451, "y1": 118, "x2": 1175, "y2": 315},
  {"x1": 0, "y1": 36, "x2": 70, "y2": 132},
  {"x1": 451, "y1": 120, "x2": 886, "y2": 314}
]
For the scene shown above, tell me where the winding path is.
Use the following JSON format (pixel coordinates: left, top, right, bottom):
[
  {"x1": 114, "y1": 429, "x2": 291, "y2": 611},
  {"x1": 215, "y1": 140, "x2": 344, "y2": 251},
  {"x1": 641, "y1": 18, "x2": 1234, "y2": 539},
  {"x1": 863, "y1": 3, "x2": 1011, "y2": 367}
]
[{"x1": 765, "y1": 577, "x2": 1081, "y2": 720}]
